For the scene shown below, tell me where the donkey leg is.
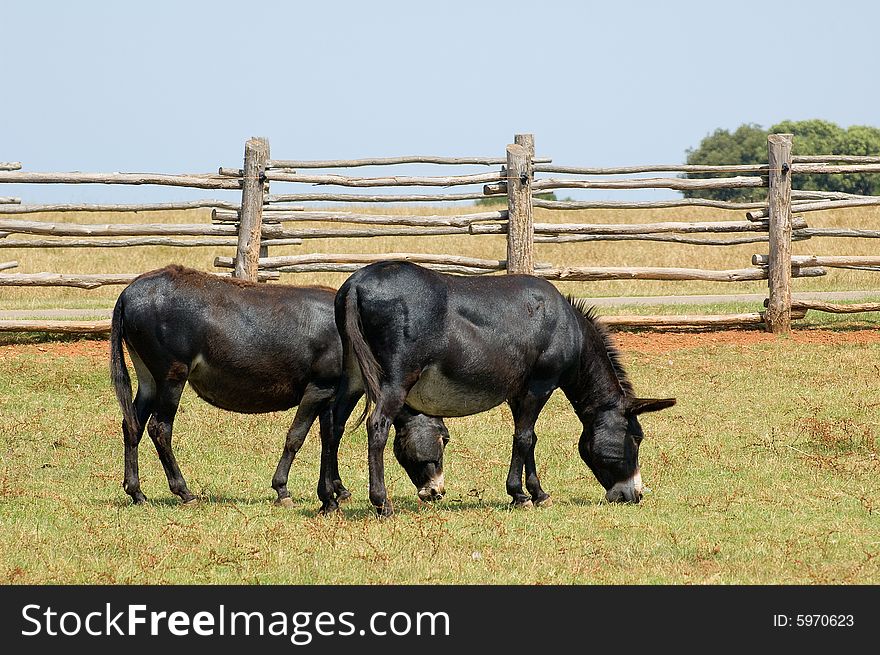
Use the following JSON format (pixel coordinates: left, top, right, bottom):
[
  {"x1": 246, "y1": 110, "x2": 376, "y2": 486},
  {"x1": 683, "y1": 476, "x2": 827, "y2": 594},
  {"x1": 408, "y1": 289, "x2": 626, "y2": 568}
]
[
  {"x1": 321, "y1": 409, "x2": 352, "y2": 503},
  {"x1": 271, "y1": 384, "x2": 331, "y2": 507},
  {"x1": 523, "y1": 429, "x2": 551, "y2": 507},
  {"x1": 320, "y1": 381, "x2": 362, "y2": 514},
  {"x1": 122, "y1": 387, "x2": 154, "y2": 505},
  {"x1": 505, "y1": 441, "x2": 530, "y2": 508},
  {"x1": 367, "y1": 387, "x2": 407, "y2": 518},
  {"x1": 147, "y1": 378, "x2": 196, "y2": 504},
  {"x1": 507, "y1": 390, "x2": 552, "y2": 508}
]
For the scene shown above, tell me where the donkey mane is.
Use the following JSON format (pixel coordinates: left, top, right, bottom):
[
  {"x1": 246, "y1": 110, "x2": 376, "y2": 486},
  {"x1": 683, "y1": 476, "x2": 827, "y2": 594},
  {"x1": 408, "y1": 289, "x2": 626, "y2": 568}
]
[
  {"x1": 137, "y1": 264, "x2": 337, "y2": 293},
  {"x1": 566, "y1": 296, "x2": 634, "y2": 397}
]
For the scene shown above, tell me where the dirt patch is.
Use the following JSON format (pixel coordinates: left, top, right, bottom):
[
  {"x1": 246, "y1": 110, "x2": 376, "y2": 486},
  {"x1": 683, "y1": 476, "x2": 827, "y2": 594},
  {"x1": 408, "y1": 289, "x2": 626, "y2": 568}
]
[
  {"x1": 1, "y1": 328, "x2": 879, "y2": 361},
  {"x1": 611, "y1": 328, "x2": 880, "y2": 354},
  {"x1": 0, "y1": 339, "x2": 109, "y2": 361}
]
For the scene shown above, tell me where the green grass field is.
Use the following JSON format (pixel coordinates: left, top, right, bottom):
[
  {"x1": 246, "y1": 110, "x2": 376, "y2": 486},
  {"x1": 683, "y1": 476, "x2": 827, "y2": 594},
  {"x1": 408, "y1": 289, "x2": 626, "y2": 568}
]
[
  {"x1": 0, "y1": 203, "x2": 878, "y2": 585},
  {"x1": 1, "y1": 331, "x2": 877, "y2": 584}
]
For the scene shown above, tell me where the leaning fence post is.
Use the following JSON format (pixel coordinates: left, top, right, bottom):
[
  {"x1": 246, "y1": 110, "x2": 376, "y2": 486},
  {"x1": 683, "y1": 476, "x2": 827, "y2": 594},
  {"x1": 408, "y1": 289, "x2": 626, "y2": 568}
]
[
  {"x1": 765, "y1": 133, "x2": 794, "y2": 333},
  {"x1": 506, "y1": 133, "x2": 534, "y2": 274},
  {"x1": 234, "y1": 136, "x2": 270, "y2": 281}
]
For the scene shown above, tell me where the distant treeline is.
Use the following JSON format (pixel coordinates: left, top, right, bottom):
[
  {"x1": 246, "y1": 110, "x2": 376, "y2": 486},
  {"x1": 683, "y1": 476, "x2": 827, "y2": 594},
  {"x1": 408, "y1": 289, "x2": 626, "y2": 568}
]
[{"x1": 684, "y1": 119, "x2": 880, "y2": 200}]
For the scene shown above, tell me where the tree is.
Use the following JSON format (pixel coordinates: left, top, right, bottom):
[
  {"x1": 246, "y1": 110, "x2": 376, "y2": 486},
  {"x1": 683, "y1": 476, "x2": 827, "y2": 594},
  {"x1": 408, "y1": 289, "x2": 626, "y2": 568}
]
[
  {"x1": 683, "y1": 124, "x2": 767, "y2": 201},
  {"x1": 683, "y1": 120, "x2": 880, "y2": 200}
]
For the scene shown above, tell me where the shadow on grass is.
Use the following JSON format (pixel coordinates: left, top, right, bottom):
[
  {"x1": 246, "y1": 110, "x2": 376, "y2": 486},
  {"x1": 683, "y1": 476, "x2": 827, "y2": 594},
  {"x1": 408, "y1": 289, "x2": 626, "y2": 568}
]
[
  {"x1": 102, "y1": 493, "x2": 603, "y2": 518},
  {"x1": 0, "y1": 333, "x2": 108, "y2": 347}
]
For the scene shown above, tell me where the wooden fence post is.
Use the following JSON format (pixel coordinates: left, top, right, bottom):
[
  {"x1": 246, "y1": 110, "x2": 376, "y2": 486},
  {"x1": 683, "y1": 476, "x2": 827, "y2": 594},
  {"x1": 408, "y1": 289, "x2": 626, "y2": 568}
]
[
  {"x1": 234, "y1": 136, "x2": 269, "y2": 281},
  {"x1": 765, "y1": 133, "x2": 793, "y2": 333},
  {"x1": 506, "y1": 133, "x2": 534, "y2": 274}
]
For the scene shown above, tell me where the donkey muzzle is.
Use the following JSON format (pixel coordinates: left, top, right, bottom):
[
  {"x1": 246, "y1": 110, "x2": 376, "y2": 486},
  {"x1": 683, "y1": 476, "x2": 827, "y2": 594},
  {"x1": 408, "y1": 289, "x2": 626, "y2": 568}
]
[
  {"x1": 417, "y1": 473, "x2": 446, "y2": 502},
  {"x1": 605, "y1": 469, "x2": 643, "y2": 504}
]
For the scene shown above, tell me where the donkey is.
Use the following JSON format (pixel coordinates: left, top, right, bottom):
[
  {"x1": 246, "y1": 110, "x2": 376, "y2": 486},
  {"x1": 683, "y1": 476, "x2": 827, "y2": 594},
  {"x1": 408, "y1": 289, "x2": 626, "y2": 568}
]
[
  {"x1": 331, "y1": 261, "x2": 676, "y2": 516},
  {"x1": 110, "y1": 264, "x2": 448, "y2": 508}
]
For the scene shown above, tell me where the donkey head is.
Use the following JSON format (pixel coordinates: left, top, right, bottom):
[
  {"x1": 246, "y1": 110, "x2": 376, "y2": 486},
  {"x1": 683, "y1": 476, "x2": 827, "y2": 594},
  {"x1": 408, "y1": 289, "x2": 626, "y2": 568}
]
[
  {"x1": 393, "y1": 407, "x2": 449, "y2": 502},
  {"x1": 578, "y1": 397, "x2": 676, "y2": 504}
]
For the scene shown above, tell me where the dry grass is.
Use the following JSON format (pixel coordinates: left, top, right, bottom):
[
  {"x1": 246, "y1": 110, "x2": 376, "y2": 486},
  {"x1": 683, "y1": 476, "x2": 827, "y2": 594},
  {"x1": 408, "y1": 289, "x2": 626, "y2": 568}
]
[{"x1": 2, "y1": 204, "x2": 880, "y2": 311}]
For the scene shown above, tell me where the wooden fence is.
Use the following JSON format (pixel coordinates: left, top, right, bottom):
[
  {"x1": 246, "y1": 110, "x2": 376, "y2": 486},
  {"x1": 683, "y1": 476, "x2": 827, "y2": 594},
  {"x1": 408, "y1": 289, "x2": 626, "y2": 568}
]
[{"x1": 1, "y1": 133, "x2": 879, "y2": 333}]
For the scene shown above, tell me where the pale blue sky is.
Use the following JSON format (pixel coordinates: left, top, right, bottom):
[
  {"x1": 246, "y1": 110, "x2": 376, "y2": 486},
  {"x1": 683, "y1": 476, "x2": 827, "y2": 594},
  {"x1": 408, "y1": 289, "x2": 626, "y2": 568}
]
[{"x1": 3, "y1": 0, "x2": 878, "y2": 202}]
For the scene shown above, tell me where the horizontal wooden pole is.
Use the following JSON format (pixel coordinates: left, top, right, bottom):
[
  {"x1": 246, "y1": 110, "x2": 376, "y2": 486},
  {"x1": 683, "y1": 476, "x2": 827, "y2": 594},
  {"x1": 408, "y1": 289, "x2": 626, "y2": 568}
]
[
  {"x1": 790, "y1": 163, "x2": 880, "y2": 174},
  {"x1": 0, "y1": 260, "x2": 18, "y2": 271},
  {"x1": 0, "y1": 200, "x2": 241, "y2": 214},
  {"x1": 533, "y1": 265, "x2": 826, "y2": 282},
  {"x1": 0, "y1": 197, "x2": 21, "y2": 204},
  {"x1": 791, "y1": 190, "x2": 873, "y2": 200},
  {"x1": 532, "y1": 176, "x2": 766, "y2": 192},
  {"x1": 533, "y1": 197, "x2": 768, "y2": 211},
  {"x1": 0, "y1": 237, "x2": 301, "y2": 248},
  {"x1": 263, "y1": 225, "x2": 470, "y2": 239},
  {"x1": 795, "y1": 227, "x2": 880, "y2": 239},
  {"x1": 534, "y1": 163, "x2": 769, "y2": 175},
  {"x1": 268, "y1": 155, "x2": 550, "y2": 168},
  {"x1": 534, "y1": 233, "x2": 777, "y2": 246},
  {"x1": 264, "y1": 170, "x2": 504, "y2": 187},
  {"x1": 0, "y1": 271, "x2": 279, "y2": 288},
  {"x1": 0, "y1": 219, "x2": 241, "y2": 237},
  {"x1": 471, "y1": 218, "x2": 807, "y2": 236},
  {"x1": 792, "y1": 155, "x2": 880, "y2": 164},
  {"x1": 266, "y1": 192, "x2": 495, "y2": 203},
  {"x1": 0, "y1": 171, "x2": 243, "y2": 190},
  {"x1": 747, "y1": 196, "x2": 880, "y2": 219},
  {"x1": 0, "y1": 163, "x2": 21, "y2": 171},
  {"x1": 215, "y1": 209, "x2": 506, "y2": 227},
  {"x1": 0, "y1": 218, "x2": 312, "y2": 241},
  {"x1": 270, "y1": 262, "x2": 501, "y2": 276},
  {"x1": 0, "y1": 273, "x2": 144, "y2": 288},
  {"x1": 598, "y1": 309, "x2": 806, "y2": 328},
  {"x1": 753, "y1": 254, "x2": 880, "y2": 268},
  {"x1": 0, "y1": 319, "x2": 112, "y2": 334},
  {"x1": 215, "y1": 252, "x2": 514, "y2": 271},
  {"x1": 790, "y1": 300, "x2": 880, "y2": 314}
]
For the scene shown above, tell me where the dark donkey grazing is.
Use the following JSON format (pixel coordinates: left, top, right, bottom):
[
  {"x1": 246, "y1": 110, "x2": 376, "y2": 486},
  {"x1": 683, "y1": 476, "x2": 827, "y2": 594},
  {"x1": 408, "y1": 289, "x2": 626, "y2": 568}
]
[
  {"x1": 332, "y1": 261, "x2": 676, "y2": 516},
  {"x1": 110, "y1": 265, "x2": 448, "y2": 507}
]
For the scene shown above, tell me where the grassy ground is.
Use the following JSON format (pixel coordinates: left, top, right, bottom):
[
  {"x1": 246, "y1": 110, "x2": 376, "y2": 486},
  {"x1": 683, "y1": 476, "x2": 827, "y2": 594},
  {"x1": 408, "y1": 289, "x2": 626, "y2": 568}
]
[{"x1": 0, "y1": 332, "x2": 877, "y2": 584}]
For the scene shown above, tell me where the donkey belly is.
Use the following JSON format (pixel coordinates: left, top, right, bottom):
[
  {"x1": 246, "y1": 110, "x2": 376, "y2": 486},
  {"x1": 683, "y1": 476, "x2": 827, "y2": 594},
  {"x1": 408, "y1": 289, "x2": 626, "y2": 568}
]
[
  {"x1": 188, "y1": 355, "x2": 303, "y2": 414},
  {"x1": 406, "y1": 366, "x2": 505, "y2": 417}
]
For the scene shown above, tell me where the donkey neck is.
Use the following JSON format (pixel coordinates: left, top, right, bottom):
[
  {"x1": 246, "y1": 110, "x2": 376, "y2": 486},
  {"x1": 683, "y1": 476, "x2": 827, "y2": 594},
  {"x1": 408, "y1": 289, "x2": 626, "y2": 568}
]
[{"x1": 563, "y1": 310, "x2": 632, "y2": 419}]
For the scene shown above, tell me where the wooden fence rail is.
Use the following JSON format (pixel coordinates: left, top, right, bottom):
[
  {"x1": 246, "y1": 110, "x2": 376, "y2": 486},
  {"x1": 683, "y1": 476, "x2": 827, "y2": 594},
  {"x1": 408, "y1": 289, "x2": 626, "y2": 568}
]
[
  {"x1": 267, "y1": 155, "x2": 552, "y2": 168},
  {"x1": 263, "y1": 170, "x2": 506, "y2": 187},
  {"x1": 0, "y1": 171, "x2": 242, "y2": 189},
  {"x1": 0, "y1": 200, "x2": 240, "y2": 213}
]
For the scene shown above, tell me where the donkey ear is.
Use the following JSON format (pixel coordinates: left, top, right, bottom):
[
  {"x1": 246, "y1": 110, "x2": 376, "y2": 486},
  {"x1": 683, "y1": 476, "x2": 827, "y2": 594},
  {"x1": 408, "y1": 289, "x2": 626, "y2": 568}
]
[{"x1": 629, "y1": 397, "x2": 676, "y2": 415}]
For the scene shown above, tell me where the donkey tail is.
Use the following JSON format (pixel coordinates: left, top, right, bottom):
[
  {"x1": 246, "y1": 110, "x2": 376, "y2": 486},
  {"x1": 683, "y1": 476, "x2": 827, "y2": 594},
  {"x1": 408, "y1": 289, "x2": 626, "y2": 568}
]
[
  {"x1": 344, "y1": 287, "x2": 383, "y2": 429},
  {"x1": 110, "y1": 294, "x2": 138, "y2": 435}
]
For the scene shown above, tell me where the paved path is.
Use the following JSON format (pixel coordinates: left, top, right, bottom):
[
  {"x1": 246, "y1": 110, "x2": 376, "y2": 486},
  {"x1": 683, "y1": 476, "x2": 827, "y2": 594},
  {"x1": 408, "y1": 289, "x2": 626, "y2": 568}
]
[
  {"x1": 577, "y1": 290, "x2": 880, "y2": 307},
  {"x1": 2, "y1": 291, "x2": 878, "y2": 320}
]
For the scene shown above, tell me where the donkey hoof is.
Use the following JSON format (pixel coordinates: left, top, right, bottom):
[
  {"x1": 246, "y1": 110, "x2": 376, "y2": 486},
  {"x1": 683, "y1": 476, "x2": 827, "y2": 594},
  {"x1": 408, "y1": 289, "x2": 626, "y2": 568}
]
[
  {"x1": 511, "y1": 498, "x2": 533, "y2": 510},
  {"x1": 336, "y1": 489, "x2": 352, "y2": 504},
  {"x1": 534, "y1": 495, "x2": 553, "y2": 508},
  {"x1": 276, "y1": 496, "x2": 296, "y2": 509},
  {"x1": 375, "y1": 503, "x2": 394, "y2": 518},
  {"x1": 318, "y1": 502, "x2": 340, "y2": 516},
  {"x1": 181, "y1": 497, "x2": 199, "y2": 507}
]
